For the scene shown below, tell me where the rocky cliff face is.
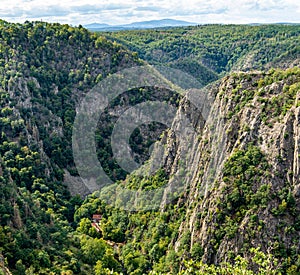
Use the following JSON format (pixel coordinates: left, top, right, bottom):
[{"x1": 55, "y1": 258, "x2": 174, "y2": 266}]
[{"x1": 152, "y1": 68, "x2": 300, "y2": 265}]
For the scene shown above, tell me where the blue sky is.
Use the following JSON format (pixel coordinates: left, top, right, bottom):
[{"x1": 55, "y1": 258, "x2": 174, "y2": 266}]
[{"x1": 1, "y1": 0, "x2": 299, "y2": 25}]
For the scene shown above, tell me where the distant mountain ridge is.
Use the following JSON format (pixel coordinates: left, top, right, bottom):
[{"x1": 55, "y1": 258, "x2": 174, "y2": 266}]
[
  {"x1": 84, "y1": 23, "x2": 110, "y2": 29},
  {"x1": 84, "y1": 19, "x2": 197, "y2": 31}
]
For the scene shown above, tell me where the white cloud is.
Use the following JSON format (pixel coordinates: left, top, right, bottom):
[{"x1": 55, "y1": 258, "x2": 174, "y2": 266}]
[{"x1": 0, "y1": 0, "x2": 299, "y2": 25}]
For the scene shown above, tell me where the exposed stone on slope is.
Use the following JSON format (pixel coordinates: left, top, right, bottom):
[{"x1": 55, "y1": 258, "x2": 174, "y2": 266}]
[{"x1": 147, "y1": 69, "x2": 300, "y2": 265}]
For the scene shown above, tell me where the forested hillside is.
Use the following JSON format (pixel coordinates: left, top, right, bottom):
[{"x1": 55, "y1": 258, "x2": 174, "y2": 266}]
[
  {"x1": 0, "y1": 20, "x2": 140, "y2": 274},
  {"x1": 0, "y1": 20, "x2": 299, "y2": 274},
  {"x1": 106, "y1": 24, "x2": 300, "y2": 84}
]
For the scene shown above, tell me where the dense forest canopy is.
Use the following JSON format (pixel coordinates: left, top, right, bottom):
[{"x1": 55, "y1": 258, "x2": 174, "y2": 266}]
[{"x1": 106, "y1": 24, "x2": 300, "y2": 83}]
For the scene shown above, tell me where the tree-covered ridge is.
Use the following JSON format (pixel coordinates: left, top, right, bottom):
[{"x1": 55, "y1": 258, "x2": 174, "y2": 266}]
[
  {"x1": 0, "y1": 20, "x2": 141, "y2": 274},
  {"x1": 105, "y1": 24, "x2": 300, "y2": 84},
  {"x1": 0, "y1": 19, "x2": 140, "y2": 173}
]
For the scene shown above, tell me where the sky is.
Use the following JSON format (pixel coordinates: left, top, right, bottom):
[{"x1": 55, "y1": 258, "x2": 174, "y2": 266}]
[{"x1": 0, "y1": 0, "x2": 300, "y2": 26}]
